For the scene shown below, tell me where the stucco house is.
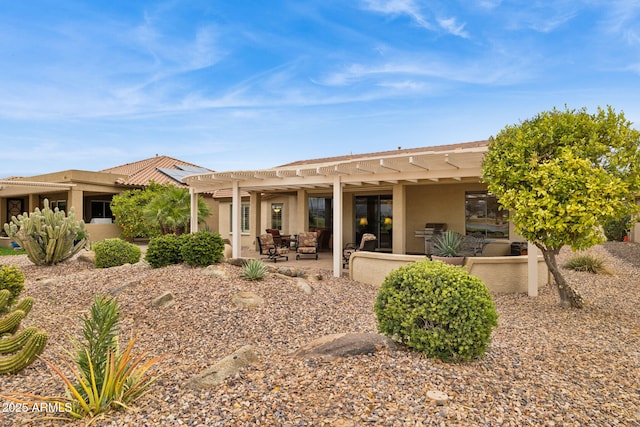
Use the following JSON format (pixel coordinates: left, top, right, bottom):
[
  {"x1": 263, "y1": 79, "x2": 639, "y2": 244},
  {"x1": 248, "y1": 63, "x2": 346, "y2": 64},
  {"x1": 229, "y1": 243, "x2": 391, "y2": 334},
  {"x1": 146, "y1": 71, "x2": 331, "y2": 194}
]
[
  {"x1": 0, "y1": 155, "x2": 218, "y2": 242},
  {"x1": 183, "y1": 140, "x2": 548, "y2": 292}
]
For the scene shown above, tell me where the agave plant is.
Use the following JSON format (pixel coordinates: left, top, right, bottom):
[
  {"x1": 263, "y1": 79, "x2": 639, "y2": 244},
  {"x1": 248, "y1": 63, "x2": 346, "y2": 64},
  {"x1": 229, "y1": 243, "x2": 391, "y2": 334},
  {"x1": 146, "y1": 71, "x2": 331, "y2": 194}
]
[
  {"x1": 433, "y1": 231, "x2": 465, "y2": 257},
  {"x1": 241, "y1": 259, "x2": 269, "y2": 281}
]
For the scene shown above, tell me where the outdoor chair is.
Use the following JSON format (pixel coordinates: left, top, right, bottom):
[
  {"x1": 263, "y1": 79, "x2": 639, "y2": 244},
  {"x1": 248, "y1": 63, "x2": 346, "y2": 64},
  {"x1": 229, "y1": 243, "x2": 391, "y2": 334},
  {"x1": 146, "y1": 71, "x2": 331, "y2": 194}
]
[
  {"x1": 256, "y1": 234, "x2": 289, "y2": 263},
  {"x1": 295, "y1": 231, "x2": 319, "y2": 260},
  {"x1": 266, "y1": 228, "x2": 292, "y2": 248},
  {"x1": 343, "y1": 233, "x2": 377, "y2": 268},
  {"x1": 461, "y1": 233, "x2": 487, "y2": 257}
]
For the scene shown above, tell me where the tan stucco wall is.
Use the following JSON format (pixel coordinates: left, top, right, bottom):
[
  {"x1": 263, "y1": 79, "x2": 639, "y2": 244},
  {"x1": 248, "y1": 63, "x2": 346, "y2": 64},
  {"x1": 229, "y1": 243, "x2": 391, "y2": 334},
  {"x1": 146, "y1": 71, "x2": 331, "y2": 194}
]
[
  {"x1": 85, "y1": 224, "x2": 122, "y2": 242},
  {"x1": 349, "y1": 251, "x2": 548, "y2": 294},
  {"x1": 404, "y1": 182, "x2": 491, "y2": 254}
]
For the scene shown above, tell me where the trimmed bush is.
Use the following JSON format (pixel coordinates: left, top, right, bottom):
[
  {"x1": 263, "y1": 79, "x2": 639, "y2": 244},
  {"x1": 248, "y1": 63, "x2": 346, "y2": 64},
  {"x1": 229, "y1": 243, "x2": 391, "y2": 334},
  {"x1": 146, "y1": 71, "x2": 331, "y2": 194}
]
[
  {"x1": 180, "y1": 231, "x2": 224, "y2": 267},
  {"x1": 0, "y1": 265, "x2": 25, "y2": 313},
  {"x1": 374, "y1": 259, "x2": 498, "y2": 362},
  {"x1": 563, "y1": 253, "x2": 610, "y2": 274},
  {"x1": 145, "y1": 234, "x2": 188, "y2": 268},
  {"x1": 93, "y1": 239, "x2": 141, "y2": 268}
]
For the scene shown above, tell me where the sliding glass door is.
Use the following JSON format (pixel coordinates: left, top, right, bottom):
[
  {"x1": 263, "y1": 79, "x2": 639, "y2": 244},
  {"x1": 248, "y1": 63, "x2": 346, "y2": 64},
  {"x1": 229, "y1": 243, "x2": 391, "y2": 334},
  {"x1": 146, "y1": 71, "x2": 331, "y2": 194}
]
[{"x1": 354, "y1": 195, "x2": 392, "y2": 251}]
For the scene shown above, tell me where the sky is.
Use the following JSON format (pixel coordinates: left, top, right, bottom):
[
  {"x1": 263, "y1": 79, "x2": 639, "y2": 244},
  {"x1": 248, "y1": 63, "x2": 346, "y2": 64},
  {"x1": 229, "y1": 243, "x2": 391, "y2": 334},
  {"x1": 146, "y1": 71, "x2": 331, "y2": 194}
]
[{"x1": 2, "y1": 0, "x2": 640, "y2": 178}]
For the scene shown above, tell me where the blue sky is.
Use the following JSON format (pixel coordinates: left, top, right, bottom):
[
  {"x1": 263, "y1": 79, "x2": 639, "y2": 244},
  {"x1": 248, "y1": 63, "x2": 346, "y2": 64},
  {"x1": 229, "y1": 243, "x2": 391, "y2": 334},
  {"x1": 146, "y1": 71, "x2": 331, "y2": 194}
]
[{"x1": 2, "y1": 1, "x2": 640, "y2": 177}]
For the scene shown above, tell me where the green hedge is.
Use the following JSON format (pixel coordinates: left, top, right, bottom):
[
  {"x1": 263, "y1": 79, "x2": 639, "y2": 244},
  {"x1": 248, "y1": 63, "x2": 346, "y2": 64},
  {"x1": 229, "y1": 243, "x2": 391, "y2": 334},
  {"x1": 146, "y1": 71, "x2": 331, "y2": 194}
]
[{"x1": 93, "y1": 239, "x2": 142, "y2": 268}]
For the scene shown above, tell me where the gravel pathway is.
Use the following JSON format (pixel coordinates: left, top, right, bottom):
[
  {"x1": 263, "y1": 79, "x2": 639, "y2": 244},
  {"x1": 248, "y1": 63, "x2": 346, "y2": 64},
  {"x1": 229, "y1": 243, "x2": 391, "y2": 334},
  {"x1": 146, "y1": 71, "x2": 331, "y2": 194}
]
[{"x1": 1, "y1": 243, "x2": 638, "y2": 426}]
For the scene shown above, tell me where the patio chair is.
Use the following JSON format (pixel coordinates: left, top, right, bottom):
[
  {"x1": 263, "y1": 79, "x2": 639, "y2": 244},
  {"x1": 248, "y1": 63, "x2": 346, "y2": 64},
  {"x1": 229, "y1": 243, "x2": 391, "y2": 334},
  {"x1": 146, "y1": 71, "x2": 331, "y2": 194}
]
[
  {"x1": 266, "y1": 228, "x2": 292, "y2": 248},
  {"x1": 343, "y1": 233, "x2": 377, "y2": 268},
  {"x1": 461, "y1": 233, "x2": 486, "y2": 257},
  {"x1": 295, "y1": 231, "x2": 319, "y2": 260},
  {"x1": 256, "y1": 234, "x2": 289, "y2": 263}
]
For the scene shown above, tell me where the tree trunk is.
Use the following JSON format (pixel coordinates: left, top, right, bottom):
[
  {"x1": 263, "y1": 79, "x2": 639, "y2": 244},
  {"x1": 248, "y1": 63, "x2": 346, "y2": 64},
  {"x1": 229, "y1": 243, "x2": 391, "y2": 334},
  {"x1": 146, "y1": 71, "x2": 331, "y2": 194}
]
[{"x1": 540, "y1": 246, "x2": 584, "y2": 309}]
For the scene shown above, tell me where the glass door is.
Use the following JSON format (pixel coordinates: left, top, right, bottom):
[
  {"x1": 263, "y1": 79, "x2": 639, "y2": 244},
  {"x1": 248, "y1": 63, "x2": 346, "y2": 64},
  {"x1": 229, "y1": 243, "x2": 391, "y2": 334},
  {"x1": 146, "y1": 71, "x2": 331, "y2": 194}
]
[{"x1": 354, "y1": 195, "x2": 392, "y2": 251}]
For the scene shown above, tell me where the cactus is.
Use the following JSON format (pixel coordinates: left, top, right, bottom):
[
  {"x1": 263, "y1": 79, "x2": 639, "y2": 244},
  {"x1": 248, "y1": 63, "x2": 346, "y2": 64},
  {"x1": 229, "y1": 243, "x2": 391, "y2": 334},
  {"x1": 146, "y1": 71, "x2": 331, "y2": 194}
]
[
  {"x1": 0, "y1": 310, "x2": 25, "y2": 335},
  {"x1": 3, "y1": 198, "x2": 89, "y2": 265},
  {"x1": 0, "y1": 326, "x2": 37, "y2": 354},
  {"x1": 14, "y1": 297, "x2": 34, "y2": 317},
  {"x1": 0, "y1": 331, "x2": 47, "y2": 374},
  {"x1": 0, "y1": 290, "x2": 10, "y2": 311}
]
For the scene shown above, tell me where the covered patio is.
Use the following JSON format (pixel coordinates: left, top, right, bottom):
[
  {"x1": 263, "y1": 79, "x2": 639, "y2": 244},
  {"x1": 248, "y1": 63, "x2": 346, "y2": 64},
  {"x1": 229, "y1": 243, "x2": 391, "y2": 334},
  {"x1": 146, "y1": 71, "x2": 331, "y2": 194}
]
[{"x1": 184, "y1": 141, "x2": 544, "y2": 295}]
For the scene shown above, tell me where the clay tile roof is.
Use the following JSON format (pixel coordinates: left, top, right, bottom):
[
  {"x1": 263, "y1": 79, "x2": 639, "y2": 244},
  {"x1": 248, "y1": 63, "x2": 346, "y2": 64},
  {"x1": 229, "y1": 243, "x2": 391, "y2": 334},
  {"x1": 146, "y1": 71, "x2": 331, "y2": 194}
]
[
  {"x1": 276, "y1": 140, "x2": 490, "y2": 168},
  {"x1": 100, "y1": 155, "x2": 214, "y2": 187}
]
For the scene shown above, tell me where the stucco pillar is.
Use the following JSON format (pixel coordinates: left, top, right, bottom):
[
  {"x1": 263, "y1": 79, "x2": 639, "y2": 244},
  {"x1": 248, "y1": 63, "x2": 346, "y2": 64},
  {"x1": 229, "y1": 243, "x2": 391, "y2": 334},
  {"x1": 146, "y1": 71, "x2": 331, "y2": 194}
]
[
  {"x1": 68, "y1": 189, "x2": 84, "y2": 221},
  {"x1": 189, "y1": 187, "x2": 198, "y2": 233},
  {"x1": 249, "y1": 191, "x2": 261, "y2": 251},
  {"x1": 332, "y1": 176, "x2": 343, "y2": 277},
  {"x1": 527, "y1": 241, "x2": 538, "y2": 297},
  {"x1": 231, "y1": 181, "x2": 241, "y2": 258},
  {"x1": 28, "y1": 194, "x2": 39, "y2": 213},
  {"x1": 392, "y1": 183, "x2": 406, "y2": 254},
  {"x1": 296, "y1": 189, "x2": 308, "y2": 233}
]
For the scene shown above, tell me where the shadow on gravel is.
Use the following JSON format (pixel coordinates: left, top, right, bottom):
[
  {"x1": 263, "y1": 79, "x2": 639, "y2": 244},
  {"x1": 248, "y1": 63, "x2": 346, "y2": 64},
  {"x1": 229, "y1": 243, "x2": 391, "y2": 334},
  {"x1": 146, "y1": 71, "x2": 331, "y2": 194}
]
[{"x1": 602, "y1": 241, "x2": 640, "y2": 268}]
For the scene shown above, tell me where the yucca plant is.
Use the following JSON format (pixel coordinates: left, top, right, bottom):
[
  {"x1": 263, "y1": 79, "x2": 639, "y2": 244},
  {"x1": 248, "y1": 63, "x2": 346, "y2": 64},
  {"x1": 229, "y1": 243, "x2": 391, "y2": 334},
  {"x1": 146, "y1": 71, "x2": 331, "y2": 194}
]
[
  {"x1": 433, "y1": 231, "x2": 465, "y2": 257},
  {"x1": 0, "y1": 296, "x2": 163, "y2": 420},
  {"x1": 563, "y1": 254, "x2": 610, "y2": 274},
  {"x1": 72, "y1": 295, "x2": 120, "y2": 395},
  {"x1": 241, "y1": 259, "x2": 269, "y2": 281}
]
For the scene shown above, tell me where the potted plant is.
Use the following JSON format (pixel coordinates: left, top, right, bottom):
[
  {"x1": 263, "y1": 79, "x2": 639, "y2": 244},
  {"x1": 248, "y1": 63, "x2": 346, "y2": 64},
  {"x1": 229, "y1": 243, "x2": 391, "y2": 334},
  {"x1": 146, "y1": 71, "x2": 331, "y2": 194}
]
[{"x1": 431, "y1": 230, "x2": 465, "y2": 265}]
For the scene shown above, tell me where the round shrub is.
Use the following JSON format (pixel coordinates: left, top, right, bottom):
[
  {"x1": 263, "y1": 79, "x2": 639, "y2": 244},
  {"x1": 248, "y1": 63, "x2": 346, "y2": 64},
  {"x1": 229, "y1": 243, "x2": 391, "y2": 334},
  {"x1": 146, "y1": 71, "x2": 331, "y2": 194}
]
[
  {"x1": 374, "y1": 259, "x2": 498, "y2": 362},
  {"x1": 0, "y1": 264, "x2": 25, "y2": 313},
  {"x1": 93, "y1": 238, "x2": 142, "y2": 268},
  {"x1": 145, "y1": 234, "x2": 188, "y2": 268},
  {"x1": 180, "y1": 231, "x2": 224, "y2": 267}
]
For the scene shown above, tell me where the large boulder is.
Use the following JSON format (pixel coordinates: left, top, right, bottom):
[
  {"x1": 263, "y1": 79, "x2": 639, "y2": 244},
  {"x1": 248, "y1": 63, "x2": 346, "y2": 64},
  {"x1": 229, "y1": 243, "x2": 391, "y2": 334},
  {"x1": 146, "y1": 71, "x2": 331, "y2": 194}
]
[
  {"x1": 292, "y1": 333, "x2": 396, "y2": 360},
  {"x1": 186, "y1": 345, "x2": 258, "y2": 389}
]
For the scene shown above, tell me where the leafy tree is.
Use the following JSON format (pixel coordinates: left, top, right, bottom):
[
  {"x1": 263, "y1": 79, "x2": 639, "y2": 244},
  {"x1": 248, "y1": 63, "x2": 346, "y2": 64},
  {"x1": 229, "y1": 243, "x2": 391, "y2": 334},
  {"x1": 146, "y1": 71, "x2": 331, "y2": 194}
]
[
  {"x1": 483, "y1": 106, "x2": 640, "y2": 308},
  {"x1": 110, "y1": 182, "x2": 165, "y2": 239},
  {"x1": 143, "y1": 185, "x2": 211, "y2": 235}
]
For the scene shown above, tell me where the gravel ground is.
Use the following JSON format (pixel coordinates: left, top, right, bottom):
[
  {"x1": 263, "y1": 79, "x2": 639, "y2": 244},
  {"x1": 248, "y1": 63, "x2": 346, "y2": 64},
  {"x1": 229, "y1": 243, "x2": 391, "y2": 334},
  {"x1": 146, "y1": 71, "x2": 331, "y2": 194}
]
[{"x1": 1, "y1": 243, "x2": 639, "y2": 426}]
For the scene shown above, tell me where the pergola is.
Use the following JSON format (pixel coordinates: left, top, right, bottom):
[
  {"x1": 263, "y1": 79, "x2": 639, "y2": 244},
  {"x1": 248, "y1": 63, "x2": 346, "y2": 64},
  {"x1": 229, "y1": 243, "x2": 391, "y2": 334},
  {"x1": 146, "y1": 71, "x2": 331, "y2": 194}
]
[{"x1": 182, "y1": 143, "x2": 538, "y2": 296}]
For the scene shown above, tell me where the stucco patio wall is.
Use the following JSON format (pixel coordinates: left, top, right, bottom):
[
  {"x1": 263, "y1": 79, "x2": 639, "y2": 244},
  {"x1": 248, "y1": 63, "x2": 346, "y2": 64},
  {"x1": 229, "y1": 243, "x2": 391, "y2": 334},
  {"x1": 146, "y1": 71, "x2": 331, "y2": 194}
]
[
  {"x1": 85, "y1": 223, "x2": 122, "y2": 242},
  {"x1": 349, "y1": 251, "x2": 548, "y2": 294}
]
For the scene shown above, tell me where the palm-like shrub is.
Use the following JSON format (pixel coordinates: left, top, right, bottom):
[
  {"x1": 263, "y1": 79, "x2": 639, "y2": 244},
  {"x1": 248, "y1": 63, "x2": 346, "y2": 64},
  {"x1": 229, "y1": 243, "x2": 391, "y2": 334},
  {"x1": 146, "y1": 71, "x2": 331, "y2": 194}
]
[
  {"x1": 375, "y1": 259, "x2": 498, "y2": 362},
  {"x1": 143, "y1": 185, "x2": 211, "y2": 235},
  {"x1": 93, "y1": 239, "x2": 141, "y2": 268},
  {"x1": 3, "y1": 199, "x2": 88, "y2": 265}
]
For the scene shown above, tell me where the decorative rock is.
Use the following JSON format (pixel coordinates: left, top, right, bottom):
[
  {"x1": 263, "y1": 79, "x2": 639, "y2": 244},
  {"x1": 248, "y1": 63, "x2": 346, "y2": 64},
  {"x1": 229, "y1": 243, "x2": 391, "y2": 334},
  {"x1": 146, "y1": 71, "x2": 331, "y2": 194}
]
[
  {"x1": 293, "y1": 333, "x2": 396, "y2": 360},
  {"x1": 187, "y1": 345, "x2": 258, "y2": 388},
  {"x1": 109, "y1": 280, "x2": 141, "y2": 296},
  {"x1": 231, "y1": 292, "x2": 264, "y2": 309},
  {"x1": 295, "y1": 278, "x2": 313, "y2": 295},
  {"x1": 204, "y1": 265, "x2": 229, "y2": 279},
  {"x1": 151, "y1": 291, "x2": 175, "y2": 308},
  {"x1": 77, "y1": 251, "x2": 95, "y2": 264},
  {"x1": 426, "y1": 390, "x2": 449, "y2": 406}
]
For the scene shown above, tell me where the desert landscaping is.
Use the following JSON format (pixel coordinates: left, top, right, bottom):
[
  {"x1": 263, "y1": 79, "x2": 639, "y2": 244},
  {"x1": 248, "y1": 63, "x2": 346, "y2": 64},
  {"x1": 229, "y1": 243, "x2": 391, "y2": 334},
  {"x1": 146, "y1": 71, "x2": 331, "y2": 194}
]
[{"x1": 1, "y1": 242, "x2": 639, "y2": 426}]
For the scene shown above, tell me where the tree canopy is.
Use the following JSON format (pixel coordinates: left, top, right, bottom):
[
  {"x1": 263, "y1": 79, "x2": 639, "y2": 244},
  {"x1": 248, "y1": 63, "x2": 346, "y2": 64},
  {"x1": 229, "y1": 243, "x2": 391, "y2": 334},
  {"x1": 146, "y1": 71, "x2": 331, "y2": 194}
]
[{"x1": 482, "y1": 106, "x2": 640, "y2": 308}]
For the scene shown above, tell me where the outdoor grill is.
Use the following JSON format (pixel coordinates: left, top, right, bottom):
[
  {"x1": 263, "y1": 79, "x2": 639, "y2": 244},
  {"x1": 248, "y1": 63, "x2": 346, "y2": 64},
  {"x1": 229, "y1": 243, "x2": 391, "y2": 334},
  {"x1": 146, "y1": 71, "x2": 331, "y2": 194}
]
[{"x1": 414, "y1": 223, "x2": 447, "y2": 255}]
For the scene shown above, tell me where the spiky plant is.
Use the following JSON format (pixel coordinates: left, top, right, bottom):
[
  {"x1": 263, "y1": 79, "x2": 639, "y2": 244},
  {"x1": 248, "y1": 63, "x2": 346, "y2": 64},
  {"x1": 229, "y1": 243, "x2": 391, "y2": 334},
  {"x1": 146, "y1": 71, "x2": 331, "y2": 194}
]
[
  {"x1": 563, "y1": 254, "x2": 610, "y2": 274},
  {"x1": 241, "y1": 259, "x2": 269, "y2": 281},
  {"x1": 72, "y1": 295, "x2": 120, "y2": 395}
]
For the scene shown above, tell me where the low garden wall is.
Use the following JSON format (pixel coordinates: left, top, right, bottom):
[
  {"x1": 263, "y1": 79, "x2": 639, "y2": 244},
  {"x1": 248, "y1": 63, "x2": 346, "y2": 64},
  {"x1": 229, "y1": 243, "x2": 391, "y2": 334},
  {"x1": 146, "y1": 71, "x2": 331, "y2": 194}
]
[
  {"x1": 85, "y1": 223, "x2": 121, "y2": 242},
  {"x1": 349, "y1": 251, "x2": 549, "y2": 294}
]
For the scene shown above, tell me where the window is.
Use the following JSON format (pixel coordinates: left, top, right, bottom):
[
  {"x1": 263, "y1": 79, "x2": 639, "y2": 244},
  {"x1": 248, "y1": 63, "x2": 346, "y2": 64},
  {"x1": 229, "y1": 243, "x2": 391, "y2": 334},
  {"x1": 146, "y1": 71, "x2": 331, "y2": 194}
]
[
  {"x1": 308, "y1": 197, "x2": 332, "y2": 228},
  {"x1": 271, "y1": 203, "x2": 283, "y2": 230},
  {"x1": 230, "y1": 203, "x2": 250, "y2": 233},
  {"x1": 465, "y1": 192, "x2": 509, "y2": 238},
  {"x1": 50, "y1": 200, "x2": 67, "y2": 212},
  {"x1": 90, "y1": 201, "x2": 112, "y2": 219}
]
